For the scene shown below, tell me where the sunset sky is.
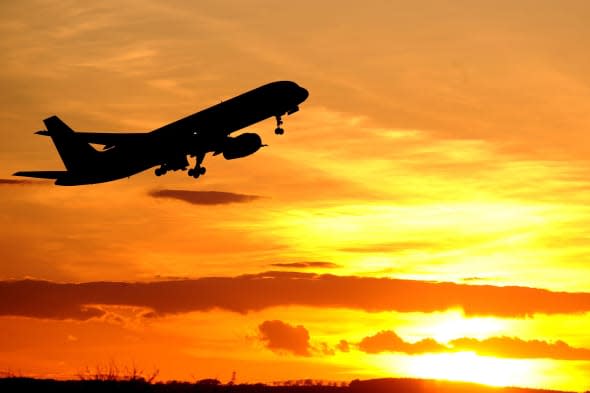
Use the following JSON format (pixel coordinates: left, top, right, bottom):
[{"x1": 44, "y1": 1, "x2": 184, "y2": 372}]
[{"x1": 2, "y1": 1, "x2": 590, "y2": 391}]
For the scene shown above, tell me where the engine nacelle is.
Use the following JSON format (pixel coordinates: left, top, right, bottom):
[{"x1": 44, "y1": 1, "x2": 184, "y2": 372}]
[{"x1": 222, "y1": 133, "x2": 263, "y2": 160}]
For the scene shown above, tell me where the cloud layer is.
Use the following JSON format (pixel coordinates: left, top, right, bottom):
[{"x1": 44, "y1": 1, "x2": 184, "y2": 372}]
[{"x1": 2, "y1": 271, "x2": 590, "y2": 320}]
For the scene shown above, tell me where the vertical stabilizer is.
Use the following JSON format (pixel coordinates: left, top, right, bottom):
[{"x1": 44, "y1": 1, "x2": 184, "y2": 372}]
[{"x1": 43, "y1": 116, "x2": 98, "y2": 171}]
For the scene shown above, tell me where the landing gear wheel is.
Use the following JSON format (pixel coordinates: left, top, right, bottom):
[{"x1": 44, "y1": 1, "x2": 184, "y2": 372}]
[
  {"x1": 155, "y1": 167, "x2": 166, "y2": 176},
  {"x1": 189, "y1": 166, "x2": 206, "y2": 179}
]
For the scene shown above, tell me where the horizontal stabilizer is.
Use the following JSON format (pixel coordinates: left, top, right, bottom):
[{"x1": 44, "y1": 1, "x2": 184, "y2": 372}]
[{"x1": 13, "y1": 171, "x2": 67, "y2": 179}]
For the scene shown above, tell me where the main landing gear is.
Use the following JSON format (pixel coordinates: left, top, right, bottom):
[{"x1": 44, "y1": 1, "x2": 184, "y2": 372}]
[
  {"x1": 188, "y1": 166, "x2": 206, "y2": 178},
  {"x1": 274, "y1": 115, "x2": 284, "y2": 135},
  {"x1": 188, "y1": 152, "x2": 206, "y2": 179},
  {"x1": 154, "y1": 166, "x2": 167, "y2": 176},
  {"x1": 155, "y1": 156, "x2": 190, "y2": 177},
  {"x1": 155, "y1": 164, "x2": 189, "y2": 177}
]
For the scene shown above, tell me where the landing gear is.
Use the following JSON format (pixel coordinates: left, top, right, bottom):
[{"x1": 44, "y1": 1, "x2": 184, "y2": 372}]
[
  {"x1": 188, "y1": 152, "x2": 206, "y2": 179},
  {"x1": 155, "y1": 166, "x2": 167, "y2": 176},
  {"x1": 155, "y1": 156, "x2": 189, "y2": 178},
  {"x1": 274, "y1": 115, "x2": 284, "y2": 135},
  {"x1": 188, "y1": 166, "x2": 206, "y2": 178}
]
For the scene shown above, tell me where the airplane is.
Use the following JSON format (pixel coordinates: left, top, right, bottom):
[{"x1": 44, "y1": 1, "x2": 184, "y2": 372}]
[{"x1": 13, "y1": 81, "x2": 309, "y2": 186}]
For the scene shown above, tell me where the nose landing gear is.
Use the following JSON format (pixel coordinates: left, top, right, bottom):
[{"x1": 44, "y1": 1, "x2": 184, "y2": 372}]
[{"x1": 274, "y1": 115, "x2": 284, "y2": 135}]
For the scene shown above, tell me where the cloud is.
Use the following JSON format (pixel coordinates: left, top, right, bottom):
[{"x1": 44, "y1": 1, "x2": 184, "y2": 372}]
[
  {"x1": 340, "y1": 241, "x2": 440, "y2": 253},
  {"x1": 148, "y1": 189, "x2": 262, "y2": 205},
  {"x1": 258, "y1": 320, "x2": 311, "y2": 356},
  {"x1": 450, "y1": 336, "x2": 590, "y2": 361},
  {"x1": 0, "y1": 280, "x2": 105, "y2": 320},
  {"x1": 357, "y1": 330, "x2": 590, "y2": 361},
  {"x1": 2, "y1": 272, "x2": 590, "y2": 320},
  {"x1": 269, "y1": 262, "x2": 339, "y2": 269},
  {"x1": 0, "y1": 179, "x2": 38, "y2": 185},
  {"x1": 358, "y1": 330, "x2": 445, "y2": 355},
  {"x1": 336, "y1": 339, "x2": 350, "y2": 352},
  {"x1": 318, "y1": 342, "x2": 335, "y2": 356}
]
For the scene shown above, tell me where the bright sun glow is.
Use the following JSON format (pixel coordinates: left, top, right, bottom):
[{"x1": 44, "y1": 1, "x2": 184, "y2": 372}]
[
  {"x1": 426, "y1": 310, "x2": 508, "y2": 343},
  {"x1": 396, "y1": 352, "x2": 538, "y2": 388}
]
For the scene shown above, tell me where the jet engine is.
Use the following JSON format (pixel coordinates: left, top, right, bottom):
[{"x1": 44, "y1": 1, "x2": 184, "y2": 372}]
[{"x1": 222, "y1": 133, "x2": 264, "y2": 160}]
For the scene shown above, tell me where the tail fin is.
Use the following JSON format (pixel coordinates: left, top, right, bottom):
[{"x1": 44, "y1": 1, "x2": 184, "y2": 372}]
[{"x1": 43, "y1": 116, "x2": 98, "y2": 171}]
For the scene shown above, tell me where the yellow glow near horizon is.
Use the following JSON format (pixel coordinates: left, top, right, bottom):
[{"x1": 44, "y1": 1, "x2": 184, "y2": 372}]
[
  {"x1": 420, "y1": 310, "x2": 508, "y2": 343},
  {"x1": 273, "y1": 202, "x2": 552, "y2": 251},
  {"x1": 269, "y1": 202, "x2": 556, "y2": 279},
  {"x1": 393, "y1": 352, "x2": 538, "y2": 388}
]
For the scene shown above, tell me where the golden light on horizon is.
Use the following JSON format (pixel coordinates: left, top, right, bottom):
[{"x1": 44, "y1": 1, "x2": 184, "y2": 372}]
[{"x1": 397, "y1": 352, "x2": 539, "y2": 388}]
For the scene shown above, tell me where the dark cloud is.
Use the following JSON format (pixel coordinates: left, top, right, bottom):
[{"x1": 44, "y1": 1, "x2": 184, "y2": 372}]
[
  {"x1": 0, "y1": 280, "x2": 105, "y2": 320},
  {"x1": 2, "y1": 272, "x2": 590, "y2": 320},
  {"x1": 357, "y1": 330, "x2": 590, "y2": 361},
  {"x1": 358, "y1": 330, "x2": 445, "y2": 354},
  {"x1": 148, "y1": 189, "x2": 262, "y2": 205},
  {"x1": 270, "y1": 262, "x2": 339, "y2": 269},
  {"x1": 0, "y1": 178, "x2": 38, "y2": 185},
  {"x1": 258, "y1": 320, "x2": 311, "y2": 356}
]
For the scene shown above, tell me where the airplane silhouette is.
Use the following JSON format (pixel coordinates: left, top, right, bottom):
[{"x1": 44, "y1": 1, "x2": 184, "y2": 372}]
[{"x1": 13, "y1": 81, "x2": 309, "y2": 185}]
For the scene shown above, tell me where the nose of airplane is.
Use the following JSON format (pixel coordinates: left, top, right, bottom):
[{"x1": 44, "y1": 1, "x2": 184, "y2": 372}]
[{"x1": 298, "y1": 86, "x2": 309, "y2": 102}]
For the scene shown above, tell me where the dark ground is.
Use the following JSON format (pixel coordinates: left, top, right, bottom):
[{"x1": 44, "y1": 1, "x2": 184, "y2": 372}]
[{"x1": 0, "y1": 377, "x2": 578, "y2": 393}]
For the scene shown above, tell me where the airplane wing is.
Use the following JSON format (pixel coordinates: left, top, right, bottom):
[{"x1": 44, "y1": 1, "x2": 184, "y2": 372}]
[
  {"x1": 76, "y1": 132, "x2": 149, "y2": 148},
  {"x1": 13, "y1": 171, "x2": 67, "y2": 179}
]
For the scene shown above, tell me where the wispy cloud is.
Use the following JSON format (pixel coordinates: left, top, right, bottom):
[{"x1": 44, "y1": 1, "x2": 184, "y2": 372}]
[
  {"x1": 269, "y1": 262, "x2": 339, "y2": 269},
  {"x1": 339, "y1": 241, "x2": 440, "y2": 253}
]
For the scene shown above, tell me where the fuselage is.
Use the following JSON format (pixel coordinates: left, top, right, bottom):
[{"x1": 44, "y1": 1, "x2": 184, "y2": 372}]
[
  {"x1": 58, "y1": 81, "x2": 308, "y2": 184},
  {"x1": 156, "y1": 81, "x2": 307, "y2": 139}
]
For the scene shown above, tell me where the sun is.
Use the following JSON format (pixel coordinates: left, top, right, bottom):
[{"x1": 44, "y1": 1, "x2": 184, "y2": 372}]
[
  {"x1": 424, "y1": 310, "x2": 508, "y2": 343},
  {"x1": 396, "y1": 352, "x2": 539, "y2": 388}
]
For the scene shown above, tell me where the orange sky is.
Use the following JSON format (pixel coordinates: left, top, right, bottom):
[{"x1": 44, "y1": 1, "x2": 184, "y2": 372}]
[{"x1": 2, "y1": 0, "x2": 590, "y2": 391}]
